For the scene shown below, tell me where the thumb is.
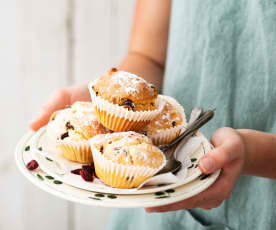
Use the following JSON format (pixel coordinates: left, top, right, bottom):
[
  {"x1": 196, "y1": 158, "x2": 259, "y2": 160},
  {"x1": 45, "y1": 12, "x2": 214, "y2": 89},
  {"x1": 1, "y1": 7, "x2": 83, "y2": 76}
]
[
  {"x1": 198, "y1": 146, "x2": 234, "y2": 174},
  {"x1": 198, "y1": 127, "x2": 244, "y2": 174},
  {"x1": 198, "y1": 138, "x2": 243, "y2": 174}
]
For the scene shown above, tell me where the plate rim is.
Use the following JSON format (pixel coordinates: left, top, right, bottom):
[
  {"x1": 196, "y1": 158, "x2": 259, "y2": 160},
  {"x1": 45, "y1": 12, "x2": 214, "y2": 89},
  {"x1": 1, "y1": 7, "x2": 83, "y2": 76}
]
[
  {"x1": 30, "y1": 127, "x2": 210, "y2": 195},
  {"x1": 15, "y1": 130, "x2": 220, "y2": 208}
]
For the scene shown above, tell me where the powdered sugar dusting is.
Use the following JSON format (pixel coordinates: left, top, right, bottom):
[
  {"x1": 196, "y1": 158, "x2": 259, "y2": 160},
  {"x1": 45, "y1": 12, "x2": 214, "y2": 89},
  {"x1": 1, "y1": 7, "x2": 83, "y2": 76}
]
[
  {"x1": 47, "y1": 101, "x2": 107, "y2": 141},
  {"x1": 90, "y1": 131, "x2": 164, "y2": 167},
  {"x1": 146, "y1": 100, "x2": 183, "y2": 133},
  {"x1": 108, "y1": 71, "x2": 155, "y2": 96}
]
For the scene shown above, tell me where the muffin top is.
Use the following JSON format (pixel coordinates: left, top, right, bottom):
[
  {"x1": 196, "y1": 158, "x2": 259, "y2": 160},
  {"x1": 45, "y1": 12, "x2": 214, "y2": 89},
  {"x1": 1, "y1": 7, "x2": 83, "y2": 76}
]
[
  {"x1": 91, "y1": 131, "x2": 165, "y2": 168},
  {"x1": 47, "y1": 101, "x2": 109, "y2": 142},
  {"x1": 71, "y1": 101, "x2": 95, "y2": 115},
  {"x1": 91, "y1": 68, "x2": 158, "y2": 111},
  {"x1": 144, "y1": 97, "x2": 185, "y2": 135}
]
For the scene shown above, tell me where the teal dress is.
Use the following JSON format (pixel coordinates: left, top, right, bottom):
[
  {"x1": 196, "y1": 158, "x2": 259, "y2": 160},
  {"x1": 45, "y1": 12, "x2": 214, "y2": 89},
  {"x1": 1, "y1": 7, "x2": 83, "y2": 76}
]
[{"x1": 108, "y1": 0, "x2": 276, "y2": 229}]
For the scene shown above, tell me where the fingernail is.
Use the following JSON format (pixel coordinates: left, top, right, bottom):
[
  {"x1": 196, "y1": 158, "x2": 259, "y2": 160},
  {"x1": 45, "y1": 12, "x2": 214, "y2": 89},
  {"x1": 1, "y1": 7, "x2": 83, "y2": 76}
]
[{"x1": 200, "y1": 157, "x2": 214, "y2": 172}]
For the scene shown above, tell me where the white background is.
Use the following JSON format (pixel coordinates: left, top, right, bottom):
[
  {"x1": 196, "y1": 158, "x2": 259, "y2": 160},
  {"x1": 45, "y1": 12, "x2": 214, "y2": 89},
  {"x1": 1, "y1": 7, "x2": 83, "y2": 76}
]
[{"x1": 0, "y1": 1, "x2": 135, "y2": 229}]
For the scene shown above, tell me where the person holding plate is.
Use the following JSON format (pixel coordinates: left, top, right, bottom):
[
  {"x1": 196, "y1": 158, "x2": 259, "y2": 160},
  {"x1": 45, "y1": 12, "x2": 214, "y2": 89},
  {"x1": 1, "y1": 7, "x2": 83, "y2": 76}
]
[{"x1": 30, "y1": 0, "x2": 276, "y2": 229}]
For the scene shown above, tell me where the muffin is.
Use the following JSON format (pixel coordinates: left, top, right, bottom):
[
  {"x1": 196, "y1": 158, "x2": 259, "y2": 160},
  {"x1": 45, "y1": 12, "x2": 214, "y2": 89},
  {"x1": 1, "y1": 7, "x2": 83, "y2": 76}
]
[
  {"x1": 89, "y1": 131, "x2": 166, "y2": 188},
  {"x1": 142, "y1": 95, "x2": 187, "y2": 145},
  {"x1": 47, "y1": 101, "x2": 110, "y2": 163},
  {"x1": 88, "y1": 68, "x2": 164, "y2": 131}
]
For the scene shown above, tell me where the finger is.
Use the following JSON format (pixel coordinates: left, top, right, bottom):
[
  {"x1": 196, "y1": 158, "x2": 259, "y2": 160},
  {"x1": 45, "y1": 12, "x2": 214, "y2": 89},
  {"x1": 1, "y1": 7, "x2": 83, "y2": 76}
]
[
  {"x1": 198, "y1": 145, "x2": 238, "y2": 174},
  {"x1": 199, "y1": 135, "x2": 244, "y2": 174},
  {"x1": 29, "y1": 89, "x2": 70, "y2": 131}
]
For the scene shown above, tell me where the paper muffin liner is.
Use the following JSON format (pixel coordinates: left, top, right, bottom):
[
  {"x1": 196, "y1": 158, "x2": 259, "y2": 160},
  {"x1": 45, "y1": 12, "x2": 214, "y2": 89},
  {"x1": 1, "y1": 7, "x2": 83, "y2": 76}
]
[
  {"x1": 57, "y1": 139, "x2": 93, "y2": 164},
  {"x1": 90, "y1": 138, "x2": 166, "y2": 189},
  {"x1": 88, "y1": 81, "x2": 165, "y2": 132},
  {"x1": 146, "y1": 95, "x2": 188, "y2": 146}
]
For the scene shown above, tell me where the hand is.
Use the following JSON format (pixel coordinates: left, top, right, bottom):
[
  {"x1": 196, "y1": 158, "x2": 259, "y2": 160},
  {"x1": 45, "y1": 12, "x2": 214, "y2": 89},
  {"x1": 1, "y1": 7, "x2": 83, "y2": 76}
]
[
  {"x1": 146, "y1": 127, "x2": 246, "y2": 212},
  {"x1": 29, "y1": 84, "x2": 90, "y2": 131}
]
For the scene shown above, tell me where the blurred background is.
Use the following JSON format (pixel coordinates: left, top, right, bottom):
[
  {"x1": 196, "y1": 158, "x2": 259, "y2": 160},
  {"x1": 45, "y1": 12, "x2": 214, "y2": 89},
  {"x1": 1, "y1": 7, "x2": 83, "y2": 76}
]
[{"x1": 1, "y1": 1, "x2": 135, "y2": 229}]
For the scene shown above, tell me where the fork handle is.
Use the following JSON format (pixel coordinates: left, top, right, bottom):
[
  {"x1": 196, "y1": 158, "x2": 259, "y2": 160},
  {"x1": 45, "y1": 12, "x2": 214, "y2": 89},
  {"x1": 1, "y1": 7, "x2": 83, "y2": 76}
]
[{"x1": 159, "y1": 110, "x2": 215, "y2": 151}]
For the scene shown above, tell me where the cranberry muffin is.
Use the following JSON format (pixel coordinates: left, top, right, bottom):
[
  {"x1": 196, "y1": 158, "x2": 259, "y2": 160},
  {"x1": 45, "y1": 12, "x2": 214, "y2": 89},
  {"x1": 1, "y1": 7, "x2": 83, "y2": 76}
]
[
  {"x1": 88, "y1": 68, "x2": 164, "y2": 132},
  {"x1": 89, "y1": 131, "x2": 166, "y2": 188},
  {"x1": 142, "y1": 95, "x2": 187, "y2": 145},
  {"x1": 47, "y1": 101, "x2": 110, "y2": 163}
]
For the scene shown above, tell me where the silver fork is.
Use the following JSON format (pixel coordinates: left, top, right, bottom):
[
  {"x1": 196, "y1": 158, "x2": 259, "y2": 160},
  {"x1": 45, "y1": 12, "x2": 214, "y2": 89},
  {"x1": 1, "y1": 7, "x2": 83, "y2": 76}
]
[{"x1": 157, "y1": 108, "x2": 215, "y2": 175}]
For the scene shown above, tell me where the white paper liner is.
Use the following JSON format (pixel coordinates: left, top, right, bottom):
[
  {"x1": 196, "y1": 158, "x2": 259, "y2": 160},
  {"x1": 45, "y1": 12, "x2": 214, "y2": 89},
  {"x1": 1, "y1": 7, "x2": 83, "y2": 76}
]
[
  {"x1": 174, "y1": 136, "x2": 203, "y2": 159},
  {"x1": 146, "y1": 95, "x2": 188, "y2": 145},
  {"x1": 88, "y1": 80, "x2": 165, "y2": 131},
  {"x1": 57, "y1": 139, "x2": 92, "y2": 163},
  {"x1": 90, "y1": 137, "x2": 166, "y2": 188},
  {"x1": 57, "y1": 139, "x2": 90, "y2": 148},
  {"x1": 138, "y1": 135, "x2": 205, "y2": 188}
]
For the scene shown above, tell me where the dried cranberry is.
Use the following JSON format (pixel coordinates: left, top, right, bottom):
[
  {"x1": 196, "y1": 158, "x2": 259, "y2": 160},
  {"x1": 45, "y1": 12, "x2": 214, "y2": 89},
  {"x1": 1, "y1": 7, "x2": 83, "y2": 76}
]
[
  {"x1": 26, "y1": 160, "x2": 39, "y2": 171},
  {"x1": 71, "y1": 168, "x2": 82, "y2": 175},
  {"x1": 82, "y1": 164, "x2": 95, "y2": 175},
  {"x1": 80, "y1": 168, "x2": 93, "y2": 182},
  {"x1": 126, "y1": 176, "x2": 134, "y2": 181},
  {"x1": 121, "y1": 99, "x2": 135, "y2": 110}
]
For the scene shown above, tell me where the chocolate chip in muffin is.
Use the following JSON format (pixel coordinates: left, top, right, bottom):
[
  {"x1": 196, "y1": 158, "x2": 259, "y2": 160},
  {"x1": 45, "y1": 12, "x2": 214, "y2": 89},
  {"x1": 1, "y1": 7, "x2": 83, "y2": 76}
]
[
  {"x1": 109, "y1": 67, "x2": 118, "y2": 74},
  {"x1": 172, "y1": 121, "x2": 176, "y2": 127},
  {"x1": 140, "y1": 130, "x2": 147, "y2": 136},
  {"x1": 150, "y1": 102, "x2": 155, "y2": 106},
  {"x1": 60, "y1": 132, "x2": 69, "y2": 140},
  {"x1": 129, "y1": 154, "x2": 134, "y2": 164},
  {"x1": 50, "y1": 113, "x2": 57, "y2": 121},
  {"x1": 150, "y1": 84, "x2": 158, "y2": 93},
  {"x1": 100, "y1": 146, "x2": 104, "y2": 154},
  {"x1": 91, "y1": 85, "x2": 98, "y2": 95},
  {"x1": 65, "y1": 121, "x2": 74, "y2": 130},
  {"x1": 120, "y1": 98, "x2": 135, "y2": 110},
  {"x1": 126, "y1": 176, "x2": 134, "y2": 182}
]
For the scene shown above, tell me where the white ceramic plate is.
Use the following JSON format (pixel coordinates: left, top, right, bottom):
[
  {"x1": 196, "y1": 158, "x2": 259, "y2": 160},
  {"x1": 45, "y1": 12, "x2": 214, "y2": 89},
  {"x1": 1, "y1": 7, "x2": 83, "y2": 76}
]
[
  {"x1": 29, "y1": 127, "x2": 212, "y2": 195},
  {"x1": 15, "y1": 131, "x2": 220, "y2": 208}
]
